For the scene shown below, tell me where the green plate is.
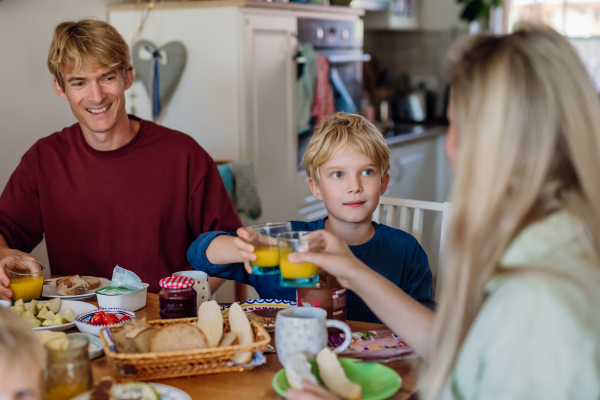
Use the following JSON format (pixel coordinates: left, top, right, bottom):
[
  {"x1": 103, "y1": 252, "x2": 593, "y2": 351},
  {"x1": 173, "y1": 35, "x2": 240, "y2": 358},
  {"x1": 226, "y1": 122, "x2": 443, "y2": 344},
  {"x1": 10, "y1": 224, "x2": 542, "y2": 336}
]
[{"x1": 272, "y1": 358, "x2": 402, "y2": 400}]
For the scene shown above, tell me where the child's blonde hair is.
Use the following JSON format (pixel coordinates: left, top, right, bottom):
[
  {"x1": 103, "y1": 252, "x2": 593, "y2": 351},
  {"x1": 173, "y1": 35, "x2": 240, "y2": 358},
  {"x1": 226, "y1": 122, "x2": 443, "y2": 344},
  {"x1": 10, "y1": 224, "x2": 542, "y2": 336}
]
[
  {"x1": 0, "y1": 307, "x2": 44, "y2": 375},
  {"x1": 47, "y1": 19, "x2": 131, "y2": 90},
  {"x1": 302, "y1": 113, "x2": 390, "y2": 183}
]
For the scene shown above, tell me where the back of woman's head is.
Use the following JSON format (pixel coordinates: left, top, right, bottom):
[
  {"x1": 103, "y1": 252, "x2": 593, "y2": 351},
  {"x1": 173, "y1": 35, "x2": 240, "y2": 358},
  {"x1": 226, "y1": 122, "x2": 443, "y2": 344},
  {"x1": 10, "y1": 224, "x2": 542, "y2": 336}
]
[{"x1": 421, "y1": 25, "x2": 600, "y2": 399}]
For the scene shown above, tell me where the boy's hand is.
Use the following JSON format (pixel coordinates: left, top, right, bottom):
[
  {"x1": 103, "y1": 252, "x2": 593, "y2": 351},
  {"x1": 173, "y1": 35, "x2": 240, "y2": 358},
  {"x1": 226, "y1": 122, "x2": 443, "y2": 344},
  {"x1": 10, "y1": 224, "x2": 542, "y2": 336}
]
[
  {"x1": 235, "y1": 227, "x2": 276, "y2": 274},
  {"x1": 287, "y1": 230, "x2": 368, "y2": 289},
  {"x1": 286, "y1": 381, "x2": 340, "y2": 400}
]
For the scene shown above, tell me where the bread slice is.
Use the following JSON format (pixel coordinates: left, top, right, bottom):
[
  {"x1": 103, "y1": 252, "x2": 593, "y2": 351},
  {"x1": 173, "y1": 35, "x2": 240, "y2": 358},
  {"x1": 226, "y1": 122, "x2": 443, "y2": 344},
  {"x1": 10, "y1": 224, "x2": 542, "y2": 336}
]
[
  {"x1": 228, "y1": 302, "x2": 254, "y2": 363},
  {"x1": 218, "y1": 332, "x2": 238, "y2": 347},
  {"x1": 316, "y1": 348, "x2": 361, "y2": 400},
  {"x1": 130, "y1": 327, "x2": 158, "y2": 353},
  {"x1": 82, "y1": 277, "x2": 102, "y2": 290},
  {"x1": 149, "y1": 324, "x2": 207, "y2": 353},
  {"x1": 56, "y1": 275, "x2": 90, "y2": 296},
  {"x1": 285, "y1": 352, "x2": 318, "y2": 390},
  {"x1": 112, "y1": 330, "x2": 138, "y2": 354},
  {"x1": 197, "y1": 300, "x2": 223, "y2": 348}
]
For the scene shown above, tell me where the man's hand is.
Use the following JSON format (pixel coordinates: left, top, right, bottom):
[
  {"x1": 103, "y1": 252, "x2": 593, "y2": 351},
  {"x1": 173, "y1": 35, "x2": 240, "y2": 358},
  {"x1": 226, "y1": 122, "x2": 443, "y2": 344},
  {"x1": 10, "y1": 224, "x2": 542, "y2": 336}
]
[
  {"x1": 286, "y1": 381, "x2": 341, "y2": 400},
  {"x1": 0, "y1": 249, "x2": 39, "y2": 301},
  {"x1": 287, "y1": 230, "x2": 369, "y2": 289}
]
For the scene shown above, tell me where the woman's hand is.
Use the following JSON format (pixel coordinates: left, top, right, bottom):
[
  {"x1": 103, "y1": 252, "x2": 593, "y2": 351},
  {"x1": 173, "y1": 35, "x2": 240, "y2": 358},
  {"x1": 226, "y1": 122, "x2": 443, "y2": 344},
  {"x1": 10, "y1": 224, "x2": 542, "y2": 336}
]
[
  {"x1": 287, "y1": 230, "x2": 369, "y2": 290},
  {"x1": 286, "y1": 381, "x2": 341, "y2": 400},
  {"x1": 0, "y1": 250, "x2": 39, "y2": 301}
]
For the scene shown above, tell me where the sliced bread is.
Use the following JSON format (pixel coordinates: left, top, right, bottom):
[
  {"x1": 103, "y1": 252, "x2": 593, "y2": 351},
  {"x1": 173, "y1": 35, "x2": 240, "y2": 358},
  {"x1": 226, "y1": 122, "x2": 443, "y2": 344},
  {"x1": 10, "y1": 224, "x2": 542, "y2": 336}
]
[
  {"x1": 197, "y1": 300, "x2": 223, "y2": 348},
  {"x1": 130, "y1": 327, "x2": 158, "y2": 353},
  {"x1": 149, "y1": 324, "x2": 207, "y2": 353},
  {"x1": 218, "y1": 332, "x2": 238, "y2": 347},
  {"x1": 82, "y1": 276, "x2": 102, "y2": 290},
  {"x1": 285, "y1": 352, "x2": 318, "y2": 390},
  {"x1": 56, "y1": 275, "x2": 90, "y2": 296},
  {"x1": 228, "y1": 302, "x2": 254, "y2": 363},
  {"x1": 316, "y1": 348, "x2": 361, "y2": 400}
]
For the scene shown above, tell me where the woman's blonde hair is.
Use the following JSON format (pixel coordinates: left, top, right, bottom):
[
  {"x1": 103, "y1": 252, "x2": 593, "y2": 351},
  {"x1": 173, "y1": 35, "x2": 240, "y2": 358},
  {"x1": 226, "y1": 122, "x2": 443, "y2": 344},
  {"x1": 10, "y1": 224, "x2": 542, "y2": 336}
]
[
  {"x1": 0, "y1": 307, "x2": 44, "y2": 375},
  {"x1": 420, "y1": 25, "x2": 600, "y2": 398},
  {"x1": 302, "y1": 113, "x2": 390, "y2": 183},
  {"x1": 47, "y1": 19, "x2": 131, "y2": 90}
]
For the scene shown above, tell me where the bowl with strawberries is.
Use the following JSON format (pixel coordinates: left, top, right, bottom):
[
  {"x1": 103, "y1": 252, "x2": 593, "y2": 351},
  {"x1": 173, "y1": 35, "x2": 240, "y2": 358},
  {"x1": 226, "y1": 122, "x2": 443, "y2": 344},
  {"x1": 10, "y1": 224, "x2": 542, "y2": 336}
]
[{"x1": 75, "y1": 308, "x2": 136, "y2": 336}]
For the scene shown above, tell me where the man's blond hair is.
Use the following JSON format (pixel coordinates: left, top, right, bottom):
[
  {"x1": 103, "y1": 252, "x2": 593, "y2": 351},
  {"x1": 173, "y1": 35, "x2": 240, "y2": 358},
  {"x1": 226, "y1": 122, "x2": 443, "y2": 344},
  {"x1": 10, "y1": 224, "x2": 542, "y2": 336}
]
[
  {"x1": 302, "y1": 113, "x2": 390, "y2": 183},
  {"x1": 48, "y1": 19, "x2": 131, "y2": 90}
]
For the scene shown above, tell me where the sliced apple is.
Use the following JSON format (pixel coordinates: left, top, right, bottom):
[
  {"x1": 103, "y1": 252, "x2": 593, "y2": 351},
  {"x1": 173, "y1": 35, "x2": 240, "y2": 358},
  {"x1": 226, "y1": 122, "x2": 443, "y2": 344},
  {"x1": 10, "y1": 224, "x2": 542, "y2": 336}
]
[
  {"x1": 38, "y1": 310, "x2": 55, "y2": 321},
  {"x1": 14, "y1": 299, "x2": 24, "y2": 307},
  {"x1": 28, "y1": 300, "x2": 39, "y2": 315},
  {"x1": 23, "y1": 310, "x2": 36, "y2": 319},
  {"x1": 46, "y1": 298, "x2": 61, "y2": 314},
  {"x1": 25, "y1": 318, "x2": 42, "y2": 328},
  {"x1": 37, "y1": 306, "x2": 49, "y2": 317},
  {"x1": 14, "y1": 305, "x2": 26, "y2": 315},
  {"x1": 63, "y1": 309, "x2": 76, "y2": 323}
]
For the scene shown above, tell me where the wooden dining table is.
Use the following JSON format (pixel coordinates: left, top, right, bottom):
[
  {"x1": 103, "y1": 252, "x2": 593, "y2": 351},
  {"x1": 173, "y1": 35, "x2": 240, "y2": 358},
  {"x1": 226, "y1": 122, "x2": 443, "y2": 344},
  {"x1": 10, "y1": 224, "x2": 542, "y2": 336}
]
[{"x1": 72, "y1": 293, "x2": 419, "y2": 400}]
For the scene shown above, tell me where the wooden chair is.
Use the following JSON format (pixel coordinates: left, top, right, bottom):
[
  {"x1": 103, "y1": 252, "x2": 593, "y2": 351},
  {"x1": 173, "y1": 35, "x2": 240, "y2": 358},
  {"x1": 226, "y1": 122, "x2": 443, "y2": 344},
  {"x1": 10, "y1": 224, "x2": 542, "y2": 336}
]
[{"x1": 373, "y1": 197, "x2": 453, "y2": 297}]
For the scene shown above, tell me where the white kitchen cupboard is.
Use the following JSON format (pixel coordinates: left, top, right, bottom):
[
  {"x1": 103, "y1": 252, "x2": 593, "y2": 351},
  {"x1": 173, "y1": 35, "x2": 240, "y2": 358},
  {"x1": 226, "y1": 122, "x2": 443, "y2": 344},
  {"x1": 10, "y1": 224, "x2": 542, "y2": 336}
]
[{"x1": 108, "y1": 2, "x2": 363, "y2": 226}]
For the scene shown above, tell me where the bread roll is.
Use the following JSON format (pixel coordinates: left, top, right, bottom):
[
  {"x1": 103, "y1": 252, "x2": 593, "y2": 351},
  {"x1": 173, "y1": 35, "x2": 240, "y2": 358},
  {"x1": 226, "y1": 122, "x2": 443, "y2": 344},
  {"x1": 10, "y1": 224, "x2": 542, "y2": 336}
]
[
  {"x1": 228, "y1": 302, "x2": 254, "y2": 363},
  {"x1": 316, "y1": 348, "x2": 361, "y2": 400},
  {"x1": 218, "y1": 332, "x2": 238, "y2": 347},
  {"x1": 197, "y1": 300, "x2": 223, "y2": 348},
  {"x1": 285, "y1": 352, "x2": 318, "y2": 390},
  {"x1": 149, "y1": 324, "x2": 207, "y2": 353}
]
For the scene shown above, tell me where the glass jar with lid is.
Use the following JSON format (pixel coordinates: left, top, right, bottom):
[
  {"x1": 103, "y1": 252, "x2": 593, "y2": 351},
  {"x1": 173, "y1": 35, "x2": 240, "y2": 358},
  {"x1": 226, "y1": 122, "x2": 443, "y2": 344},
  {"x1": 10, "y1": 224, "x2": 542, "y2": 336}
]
[
  {"x1": 158, "y1": 276, "x2": 198, "y2": 319},
  {"x1": 45, "y1": 336, "x2": 92, "y2": 400}
]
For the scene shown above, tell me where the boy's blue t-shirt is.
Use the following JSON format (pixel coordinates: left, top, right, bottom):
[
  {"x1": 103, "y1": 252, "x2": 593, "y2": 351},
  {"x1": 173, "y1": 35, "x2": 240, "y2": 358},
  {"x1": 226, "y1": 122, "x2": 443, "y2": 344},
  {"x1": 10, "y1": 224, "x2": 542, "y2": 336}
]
[{"x1": 187, "y1": 218, "x2": 435, "y2": 323}]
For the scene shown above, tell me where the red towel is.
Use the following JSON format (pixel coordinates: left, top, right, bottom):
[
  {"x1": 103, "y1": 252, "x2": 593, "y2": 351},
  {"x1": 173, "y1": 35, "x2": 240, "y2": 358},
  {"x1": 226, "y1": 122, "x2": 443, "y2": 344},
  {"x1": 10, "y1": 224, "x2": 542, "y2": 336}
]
[{"x1": 311, "y1": 53, "x2": 335, "y2": 126}]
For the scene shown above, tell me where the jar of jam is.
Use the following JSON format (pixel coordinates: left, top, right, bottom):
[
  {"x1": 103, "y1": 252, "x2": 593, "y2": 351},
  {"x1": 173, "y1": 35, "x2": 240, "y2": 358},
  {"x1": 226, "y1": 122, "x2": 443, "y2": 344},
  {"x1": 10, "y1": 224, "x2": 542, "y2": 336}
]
[{"x1": 158, "y1": 276, "x2": 198, "y2": 319}]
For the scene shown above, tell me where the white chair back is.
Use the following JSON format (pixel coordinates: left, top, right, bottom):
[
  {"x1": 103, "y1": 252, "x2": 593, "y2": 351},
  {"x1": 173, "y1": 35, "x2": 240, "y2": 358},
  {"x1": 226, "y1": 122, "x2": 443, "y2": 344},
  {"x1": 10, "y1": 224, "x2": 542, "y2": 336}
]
[{"x1": 373, "y1": 197, "x2": 453, "y2": 297}]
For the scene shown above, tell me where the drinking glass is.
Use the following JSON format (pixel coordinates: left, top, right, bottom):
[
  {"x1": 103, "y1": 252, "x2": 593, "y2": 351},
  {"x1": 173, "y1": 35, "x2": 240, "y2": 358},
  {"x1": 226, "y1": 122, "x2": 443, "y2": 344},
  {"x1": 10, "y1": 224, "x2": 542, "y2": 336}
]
[
  {"x1": 4, "y1": 260, "x2": 45, "y2": 303},
  {"x1": 247, "y1": 222, "x2": 292, "y2": 275},
  {"x1": 45, "y1": 336, "x2": 92, "y2": 400},
  {"x1": 278, "y1": 231, "x2": 321, "y2": 287}
]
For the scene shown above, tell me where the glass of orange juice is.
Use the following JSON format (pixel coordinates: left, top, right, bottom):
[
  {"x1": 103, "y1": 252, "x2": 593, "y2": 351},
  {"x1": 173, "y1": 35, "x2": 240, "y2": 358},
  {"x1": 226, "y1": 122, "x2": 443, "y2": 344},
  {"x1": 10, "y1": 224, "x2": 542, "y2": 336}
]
[
  {"x1": 278, "y1": 231, "x2": 322, "y2": 287},
  {"x1": 247, "y1": 222, "x2": 292, "y2": 275},
  {"x1": 45, "y1": 336, "x2": 92, "y2": 400},
  {"x1": 4, "y1": 260, "x2": 45, "y2": 303}
]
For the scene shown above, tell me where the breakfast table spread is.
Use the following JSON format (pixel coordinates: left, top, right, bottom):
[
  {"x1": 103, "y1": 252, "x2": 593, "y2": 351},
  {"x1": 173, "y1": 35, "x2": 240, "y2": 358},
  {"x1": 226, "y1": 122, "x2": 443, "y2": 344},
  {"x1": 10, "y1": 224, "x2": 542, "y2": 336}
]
[{"x1": 64, "y1": 292, "x2": 419, "y2": 400}]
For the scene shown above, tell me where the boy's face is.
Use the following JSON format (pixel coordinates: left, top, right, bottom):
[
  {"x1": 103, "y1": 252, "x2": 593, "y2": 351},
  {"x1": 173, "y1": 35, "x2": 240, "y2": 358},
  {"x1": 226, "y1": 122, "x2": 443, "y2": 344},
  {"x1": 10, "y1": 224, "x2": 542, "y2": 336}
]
[
  {"x1": 53, "y1": 61, "x2": 133, "y2": 137},
  {"x1": 309, "y1": 146, "x2": 390, "y2": 225},
  {"x1": 0, "y1": 365, "x2": 42, "y2": 400}
]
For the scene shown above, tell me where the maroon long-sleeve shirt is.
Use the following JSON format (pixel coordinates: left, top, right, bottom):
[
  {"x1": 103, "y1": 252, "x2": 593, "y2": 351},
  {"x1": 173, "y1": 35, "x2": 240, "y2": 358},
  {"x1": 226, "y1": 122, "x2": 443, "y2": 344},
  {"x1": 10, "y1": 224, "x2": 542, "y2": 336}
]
[{"x1": 0, "y1": 116, "x2": 241, "y2": 293}]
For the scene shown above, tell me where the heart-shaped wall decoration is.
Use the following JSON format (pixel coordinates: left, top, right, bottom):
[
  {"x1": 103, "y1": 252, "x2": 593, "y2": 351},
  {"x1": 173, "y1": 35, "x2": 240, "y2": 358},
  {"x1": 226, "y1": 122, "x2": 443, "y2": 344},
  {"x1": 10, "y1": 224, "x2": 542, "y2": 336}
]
[{"x1": 132, "y1": 40, "x2": 187, "y2": 121}]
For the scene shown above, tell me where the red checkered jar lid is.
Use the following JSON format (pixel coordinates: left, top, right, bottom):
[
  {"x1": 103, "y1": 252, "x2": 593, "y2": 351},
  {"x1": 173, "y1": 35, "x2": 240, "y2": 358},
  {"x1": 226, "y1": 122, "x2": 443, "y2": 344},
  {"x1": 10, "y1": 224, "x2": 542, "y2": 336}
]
[{"x1": 159, "y1": 276, "x2": 195, "y2": 289}]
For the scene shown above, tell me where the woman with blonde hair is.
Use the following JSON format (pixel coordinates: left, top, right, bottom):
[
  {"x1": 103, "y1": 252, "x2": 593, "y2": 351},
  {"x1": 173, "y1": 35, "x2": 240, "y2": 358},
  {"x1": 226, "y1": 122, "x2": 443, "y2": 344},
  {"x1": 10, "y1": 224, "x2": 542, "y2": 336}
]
[{"x1": 287, "y1": 25, "x2": 600, "y2": 399}]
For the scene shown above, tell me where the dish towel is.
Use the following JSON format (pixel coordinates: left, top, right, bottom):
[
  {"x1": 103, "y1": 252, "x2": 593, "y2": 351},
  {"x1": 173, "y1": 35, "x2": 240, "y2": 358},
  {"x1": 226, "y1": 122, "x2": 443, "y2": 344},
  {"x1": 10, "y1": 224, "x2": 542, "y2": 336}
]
[
  {"x1": 311, "y1": 52, "x2": 335, "y2": 126},
  {"x1": 229, "y1": 161, "x2": 262, "y2": 220},
  {"x1": 297, "y1": 44, "x2": 317, "y2": 134},
  {"x1": 217, "y1": 164, "x2": 233, "y2": 197},
  {"x1": 331, "y1": 67, "x2": 357, "y2": 114}
]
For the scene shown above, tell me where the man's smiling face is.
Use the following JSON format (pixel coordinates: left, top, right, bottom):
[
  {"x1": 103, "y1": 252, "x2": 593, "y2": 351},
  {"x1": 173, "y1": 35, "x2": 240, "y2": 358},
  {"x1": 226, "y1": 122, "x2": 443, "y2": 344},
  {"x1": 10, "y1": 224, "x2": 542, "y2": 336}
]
[{"x1": 53, "y1": 62, "x2": 133, "y2": 136}]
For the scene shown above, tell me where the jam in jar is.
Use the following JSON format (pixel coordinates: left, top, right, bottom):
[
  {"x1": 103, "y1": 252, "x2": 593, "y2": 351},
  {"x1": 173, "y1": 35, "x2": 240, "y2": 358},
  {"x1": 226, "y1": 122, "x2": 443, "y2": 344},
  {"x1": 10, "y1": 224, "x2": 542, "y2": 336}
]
[{"x1": 158, "y1": 276, "x2": 198, "y2": 319}]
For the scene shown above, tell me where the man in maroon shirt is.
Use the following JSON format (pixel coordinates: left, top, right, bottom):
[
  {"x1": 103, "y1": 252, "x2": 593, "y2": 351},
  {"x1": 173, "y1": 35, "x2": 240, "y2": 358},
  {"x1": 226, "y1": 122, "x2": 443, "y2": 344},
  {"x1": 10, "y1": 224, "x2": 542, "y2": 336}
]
[{"x1": 0, "y1": 20, "x2": 241, "y2": 300}]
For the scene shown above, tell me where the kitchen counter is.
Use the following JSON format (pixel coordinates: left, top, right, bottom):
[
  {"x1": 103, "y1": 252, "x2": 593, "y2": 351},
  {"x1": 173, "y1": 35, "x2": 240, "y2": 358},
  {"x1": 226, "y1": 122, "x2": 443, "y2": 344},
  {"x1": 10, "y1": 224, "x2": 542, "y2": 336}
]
[
  {"x1": 108, "y1": 0, "x2": 365, "y2": 16},
  {"x1": 382, "y1": 123, "x2": 447, "y2": 146}
]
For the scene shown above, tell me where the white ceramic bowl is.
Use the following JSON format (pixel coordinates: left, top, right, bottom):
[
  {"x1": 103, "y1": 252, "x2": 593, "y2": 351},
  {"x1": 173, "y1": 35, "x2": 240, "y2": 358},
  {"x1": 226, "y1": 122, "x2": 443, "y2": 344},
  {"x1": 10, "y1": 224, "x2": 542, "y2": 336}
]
[
  {"x1": 95, "y1": 283, "x2": 149, "y2": 312},
  {"x1": 75, "y1": 308, "x2": 136, "y2": 336}
]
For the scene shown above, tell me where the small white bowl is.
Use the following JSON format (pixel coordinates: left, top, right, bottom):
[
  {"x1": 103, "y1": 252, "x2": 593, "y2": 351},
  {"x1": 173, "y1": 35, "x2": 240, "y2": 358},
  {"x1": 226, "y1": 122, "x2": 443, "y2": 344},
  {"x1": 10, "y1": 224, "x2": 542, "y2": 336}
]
[
  {"x1": 95, "y1": 283, "x2": 149, "y2": 312},
  {"x1": 75, "y1": 308, "x2": 136, "y2": 336}
]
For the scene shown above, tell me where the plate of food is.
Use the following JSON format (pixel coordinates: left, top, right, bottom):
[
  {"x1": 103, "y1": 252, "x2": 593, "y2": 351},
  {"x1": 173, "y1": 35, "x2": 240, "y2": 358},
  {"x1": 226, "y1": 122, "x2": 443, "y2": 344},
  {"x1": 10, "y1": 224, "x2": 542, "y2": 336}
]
[
  {"x1": 221, "y1": 299, "x2": 296, "y2": 332},
  {"x1": 272, "y1": 349, "x2": 402, "y2": 400},
  {"x1": 73, "y1": 379, "x2": 192, "y2": 400},
  {"x1": 10, "y1": 297, "x2": 98, "y2": 331},
  {"x1": 43, "y1": 275, "x2": 111, "y2": 300}
]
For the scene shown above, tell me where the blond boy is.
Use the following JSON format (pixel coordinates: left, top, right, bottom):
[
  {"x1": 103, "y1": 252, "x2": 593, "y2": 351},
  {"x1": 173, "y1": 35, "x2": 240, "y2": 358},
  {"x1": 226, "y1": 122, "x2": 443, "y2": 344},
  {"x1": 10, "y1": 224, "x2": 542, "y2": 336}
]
[
  {"x1": 188, "y1": 113, "x2": 434, "y2": 322},
  {"x1": 0, "y1": 307, "x2": 44, "y2": 400}
]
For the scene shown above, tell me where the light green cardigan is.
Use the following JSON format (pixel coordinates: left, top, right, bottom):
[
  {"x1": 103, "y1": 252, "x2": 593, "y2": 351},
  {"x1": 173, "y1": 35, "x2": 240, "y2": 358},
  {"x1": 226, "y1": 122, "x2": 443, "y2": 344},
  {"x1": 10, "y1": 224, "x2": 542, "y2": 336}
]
[{"x1": 440, "y1": 212, "x2": 600, "y2": 399}]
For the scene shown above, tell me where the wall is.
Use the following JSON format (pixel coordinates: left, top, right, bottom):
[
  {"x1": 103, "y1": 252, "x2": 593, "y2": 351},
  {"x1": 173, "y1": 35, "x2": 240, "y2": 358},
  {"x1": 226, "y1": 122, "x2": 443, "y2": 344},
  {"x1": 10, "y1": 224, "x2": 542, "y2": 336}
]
[{"x1": 0, "y1": 0, "x2": 114, "y2": 269}]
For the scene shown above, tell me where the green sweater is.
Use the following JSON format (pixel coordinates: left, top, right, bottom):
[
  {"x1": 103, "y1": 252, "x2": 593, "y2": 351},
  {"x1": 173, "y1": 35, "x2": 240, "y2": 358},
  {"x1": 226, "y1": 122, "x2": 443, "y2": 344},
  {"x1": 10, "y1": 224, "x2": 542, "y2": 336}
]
[{"x1": 440, "y1": 211, "x2": 600, "y2": 399}]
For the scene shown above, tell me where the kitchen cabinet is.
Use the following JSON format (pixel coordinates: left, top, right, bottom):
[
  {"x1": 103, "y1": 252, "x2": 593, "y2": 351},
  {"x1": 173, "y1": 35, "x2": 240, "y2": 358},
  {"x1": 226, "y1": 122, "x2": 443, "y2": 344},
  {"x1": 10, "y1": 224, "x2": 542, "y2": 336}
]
[
  {"x1": 108, "y1": 2, "x2": 364, "y2": 225},
  {"x1": 361, "y1": 0, "x2": 467, "y2": 31}
]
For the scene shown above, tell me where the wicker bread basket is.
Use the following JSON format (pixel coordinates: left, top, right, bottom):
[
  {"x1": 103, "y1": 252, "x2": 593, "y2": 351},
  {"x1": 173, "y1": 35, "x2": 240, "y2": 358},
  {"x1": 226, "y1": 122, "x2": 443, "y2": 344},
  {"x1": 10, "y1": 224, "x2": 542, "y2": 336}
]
[{"x1": 99, "y1": 317, "x2": 271, "y2": 382}]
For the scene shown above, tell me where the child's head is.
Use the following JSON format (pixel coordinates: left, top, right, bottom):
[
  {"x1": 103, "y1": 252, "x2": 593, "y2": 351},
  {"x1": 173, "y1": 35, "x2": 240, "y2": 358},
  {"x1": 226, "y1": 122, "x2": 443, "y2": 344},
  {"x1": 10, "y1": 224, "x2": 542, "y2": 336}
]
[
  {"x1": 0, "y1": 307, "x2": 44, "y2": 400},
  {"x1": 302, "y1": 113, "x2": 390, "y2": 225}
]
